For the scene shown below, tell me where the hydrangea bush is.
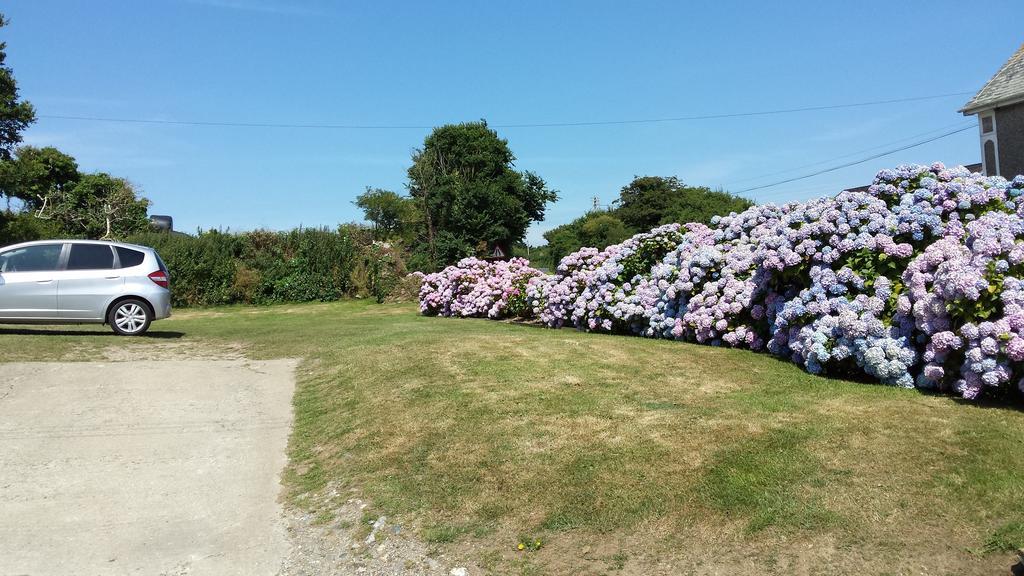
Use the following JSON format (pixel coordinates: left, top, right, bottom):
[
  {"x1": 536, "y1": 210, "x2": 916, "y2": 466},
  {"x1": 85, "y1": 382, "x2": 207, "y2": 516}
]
[
  {"x1": 418, "y1": 163, "x2": 1024, "y2": 401},
  {"x1": 418, "y1": 257, "x2": 542, "y2": 319}
]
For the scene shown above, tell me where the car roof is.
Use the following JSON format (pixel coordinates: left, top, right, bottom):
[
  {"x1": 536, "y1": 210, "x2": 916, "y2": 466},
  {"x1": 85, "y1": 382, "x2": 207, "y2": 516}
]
[{"x1": 0, "y1": 239, "x2": 155, "y2": 252}]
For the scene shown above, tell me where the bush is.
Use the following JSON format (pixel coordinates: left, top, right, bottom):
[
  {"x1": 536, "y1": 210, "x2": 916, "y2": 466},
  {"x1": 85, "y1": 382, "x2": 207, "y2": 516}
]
[
  {"x1": 247, "y1": 228, "x2": 356, "y2": 303},
  {"x1": 364, "y1": 242, "x2": 405, "y2": 303},
  {"x1": 127, "y1": 230, "x2": 238, "y2": 306},
  {"x1": 419, "y1": 257, "x2": 543, "y2": 318},
  {"x1": 0, "y1": 211, "x2": 65, "y2": 245},
  {"x1": 420, "y1": 163, "x2": 1024, "y2": 402},
  {"x1": 127, "y1": 226, "x2": 366, "y2": 307},
  {"x1": 389, "y1": 272, "x2": 424, "y2": 303}
]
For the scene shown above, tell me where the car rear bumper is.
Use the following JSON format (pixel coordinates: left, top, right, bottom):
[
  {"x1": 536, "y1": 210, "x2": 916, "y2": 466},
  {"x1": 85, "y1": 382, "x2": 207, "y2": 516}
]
[{"x1": 150, "y1": 291, "x2": 172, "y2": 320}]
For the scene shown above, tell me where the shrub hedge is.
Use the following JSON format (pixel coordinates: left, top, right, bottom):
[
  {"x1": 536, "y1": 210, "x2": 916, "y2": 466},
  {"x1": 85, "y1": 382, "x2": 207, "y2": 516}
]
[{"x1": 127, "y1": 227, "x2": 375, "y2": 307}]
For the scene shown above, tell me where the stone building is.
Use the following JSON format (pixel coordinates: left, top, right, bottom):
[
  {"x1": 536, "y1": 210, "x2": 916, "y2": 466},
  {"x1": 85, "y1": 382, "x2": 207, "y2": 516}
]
[{"x1": 961, "y1": 43, "x2": 1024, "y2": 178}]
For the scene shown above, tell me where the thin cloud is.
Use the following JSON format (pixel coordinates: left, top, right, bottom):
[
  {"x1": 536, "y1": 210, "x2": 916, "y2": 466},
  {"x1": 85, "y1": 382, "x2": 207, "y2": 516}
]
[
  {"x1": 182, "y1": 0, "x2": 321, "y2": 16},
  {"x1": 21, "y1": 131, "x2": 75, "y2": 147}
]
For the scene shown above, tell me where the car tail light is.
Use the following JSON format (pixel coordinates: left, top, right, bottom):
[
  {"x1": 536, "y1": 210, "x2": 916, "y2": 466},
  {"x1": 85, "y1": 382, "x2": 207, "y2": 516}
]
[{"x1": 148, "y1": 270, "x2": 169, "y2": 288}]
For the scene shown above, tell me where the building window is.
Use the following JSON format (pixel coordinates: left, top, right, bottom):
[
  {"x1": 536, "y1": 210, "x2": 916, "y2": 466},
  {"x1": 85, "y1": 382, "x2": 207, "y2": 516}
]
[
  {"x1": 984, "y1": 139, "x2": 998, "y2": 176},
  {"x1": 982, "y1": 115, "x2": 994, "y2": 134}
]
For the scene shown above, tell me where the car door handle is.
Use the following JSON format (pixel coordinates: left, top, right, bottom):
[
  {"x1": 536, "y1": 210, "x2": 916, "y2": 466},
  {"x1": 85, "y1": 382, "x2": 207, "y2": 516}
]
[
  {"x1": 105, "y1": 276, "x2": 121, "y2": 280},
  {"x1": 36, "y1": 279, "x2": 53, "y2": 284}
]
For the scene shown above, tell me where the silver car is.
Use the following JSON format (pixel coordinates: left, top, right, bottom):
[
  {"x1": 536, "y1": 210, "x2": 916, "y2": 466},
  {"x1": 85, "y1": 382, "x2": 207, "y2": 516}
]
[{"x1": 0, "y1": 239, "x2": 171, "y2": 335}]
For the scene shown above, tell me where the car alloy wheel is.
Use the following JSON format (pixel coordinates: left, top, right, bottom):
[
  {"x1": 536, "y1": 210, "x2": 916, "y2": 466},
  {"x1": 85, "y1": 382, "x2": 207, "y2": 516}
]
[{"x1": 110, "y1": 299, "x2": 151, "y2": 335}]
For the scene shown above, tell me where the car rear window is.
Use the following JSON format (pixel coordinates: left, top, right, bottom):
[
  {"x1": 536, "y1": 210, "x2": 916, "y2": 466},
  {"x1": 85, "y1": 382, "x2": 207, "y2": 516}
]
[
  {"x1": 154, "y1": 251, "x2": 168, "y2": 273},
  {"x1": 67, "y1": 244, "x2": 115, "y2": 270},
  {"x1": 116, "y1": 247, "x2": 146, "y2": 268}
]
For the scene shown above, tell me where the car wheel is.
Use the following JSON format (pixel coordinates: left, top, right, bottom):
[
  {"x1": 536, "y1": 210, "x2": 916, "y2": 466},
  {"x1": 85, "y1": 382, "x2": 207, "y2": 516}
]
[{"x1": 109, "y1": 299, "x2": 152, "y2": 336}]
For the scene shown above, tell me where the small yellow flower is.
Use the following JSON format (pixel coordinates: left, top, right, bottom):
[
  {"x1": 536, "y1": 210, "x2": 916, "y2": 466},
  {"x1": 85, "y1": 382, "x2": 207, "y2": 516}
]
[
  {"x1": 517, "y1": 543, "x2": 525, "y2": 550},
  {"x1": 535, "y1": 540, "x2": 542, "y2": 548}
]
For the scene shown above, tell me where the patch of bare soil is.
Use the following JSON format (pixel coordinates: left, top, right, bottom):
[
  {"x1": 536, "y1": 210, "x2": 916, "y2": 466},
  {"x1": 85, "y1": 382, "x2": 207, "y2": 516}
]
[
  {"x1": 279, "y1": 487, "x2": 470, "y2": 576},
  {"x1": 100, "y1": 339, "x2": 248, "y2": 362}
]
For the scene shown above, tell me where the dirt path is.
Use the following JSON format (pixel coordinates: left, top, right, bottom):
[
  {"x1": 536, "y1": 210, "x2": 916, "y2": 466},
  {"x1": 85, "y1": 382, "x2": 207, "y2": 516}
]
[{"x1": 0, "y1": 359, "x2": 297, "y2": 576}]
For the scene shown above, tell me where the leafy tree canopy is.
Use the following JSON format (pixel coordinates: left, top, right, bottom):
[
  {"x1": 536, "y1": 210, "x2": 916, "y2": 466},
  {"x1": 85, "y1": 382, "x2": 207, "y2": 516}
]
[
  {"x1": 0, "y1": 15, "x2": 35, "y2": 161},
  {"x1": 354, "y1": 187, "x2": 419, "y2": 241},
  {"x1": 614, "y1": 175, "x2": 752, "y2": 232},
  {"x1": 0, "y1": 146, "x2": 80, "y2": 210},
  {"x1": 50, "y1": 173, "x2": 150, "y2": 240},
  {"x1": 407, "y1": 121, "x2": 557, "y2": 267}
]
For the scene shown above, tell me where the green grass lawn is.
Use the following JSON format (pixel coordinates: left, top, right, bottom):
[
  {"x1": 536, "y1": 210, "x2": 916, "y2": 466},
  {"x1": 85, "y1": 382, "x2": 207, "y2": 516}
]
[{"x1": 3, "y1": 300, "x2": 1023, "y2": 575}]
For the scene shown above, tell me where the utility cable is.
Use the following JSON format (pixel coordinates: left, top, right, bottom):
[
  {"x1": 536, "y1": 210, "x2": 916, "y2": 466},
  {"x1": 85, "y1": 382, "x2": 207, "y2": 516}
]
[
  {"x1": 37, "y1": 91, "x2": 975, "y2": 130},
  {"x1": 724, "y1": 120, "x2": 975, "y2": 187},
  {"x1": 733, "y1": 124, "x2": 975, "y2": 195}
]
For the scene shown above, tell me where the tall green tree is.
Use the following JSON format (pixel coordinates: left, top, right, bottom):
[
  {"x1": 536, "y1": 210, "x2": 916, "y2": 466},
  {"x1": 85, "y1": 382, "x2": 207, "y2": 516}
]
[
  {"x1": 50, "y1": 173, "x2": 150, "y2": 239},
  {"x1": 407, "y1": 121, "x2": 557, "y2": 267},
  {"x1": 0, "y1": 146, "x2": 80, "y2": 213},
  {"x1": 614, "y1": 176, "x2": 752, "y2": 231},
  {"x1": 354, "y1": 187, "x2": 419, "y2": 241},
  {"x1": 0, "y1": 14, "x2": 35, "y2": 161}
]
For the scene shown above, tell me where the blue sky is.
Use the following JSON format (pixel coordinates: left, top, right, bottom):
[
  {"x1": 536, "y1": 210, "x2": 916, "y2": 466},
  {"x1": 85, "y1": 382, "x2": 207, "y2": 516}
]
[{"x1": 3, "y1": 0, "x2": 1022, "y2": 243}]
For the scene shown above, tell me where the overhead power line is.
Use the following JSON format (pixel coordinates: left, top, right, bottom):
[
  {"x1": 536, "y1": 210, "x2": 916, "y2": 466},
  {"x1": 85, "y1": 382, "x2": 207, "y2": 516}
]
[
  {"x1": 733, "y1": 124, "x2": 976, "y2": 195},
  {"x1": 725, "y1": 120, "x2": 976, "y2": 187},
  {"x1": 495, "y1": 92, "x2": 974, "y2": 128},
  {"x1": 37, "y1": 91, "x2": 974, "y2": 130}
]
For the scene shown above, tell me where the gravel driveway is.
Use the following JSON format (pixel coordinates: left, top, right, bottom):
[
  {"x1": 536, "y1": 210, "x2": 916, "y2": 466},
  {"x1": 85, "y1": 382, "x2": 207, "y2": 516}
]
[{"x1": 0, "y1": 358, "x2": 297, "y2": 576}]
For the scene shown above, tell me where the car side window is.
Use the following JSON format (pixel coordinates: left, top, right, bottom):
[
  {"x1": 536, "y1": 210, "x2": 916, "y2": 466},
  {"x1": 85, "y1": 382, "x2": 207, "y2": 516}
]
[
  {"x1": 0, "y1": 244, "x2": 63, "y2": 273},
  {"x1": 115, "y1": 247, "x2": 146, "y2": 268},
  {"x1": 66, "y1": 244, "x2": 116, "y2": 270}
]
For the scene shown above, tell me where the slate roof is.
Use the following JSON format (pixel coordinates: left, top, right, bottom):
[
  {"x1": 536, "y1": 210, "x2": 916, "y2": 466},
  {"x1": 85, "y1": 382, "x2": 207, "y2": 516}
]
[{"x1": 962, "y1": 43, "x2": 1024, "y2": 114}]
